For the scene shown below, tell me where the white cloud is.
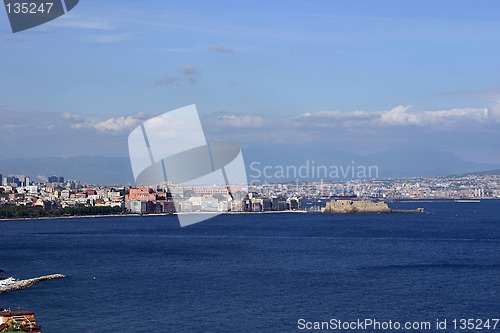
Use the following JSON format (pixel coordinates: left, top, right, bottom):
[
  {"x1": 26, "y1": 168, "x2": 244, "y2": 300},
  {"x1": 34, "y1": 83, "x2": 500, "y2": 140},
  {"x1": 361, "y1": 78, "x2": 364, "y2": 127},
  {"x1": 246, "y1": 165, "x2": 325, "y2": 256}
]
[
  {"x1": 62, "y1": 112, "x2": 83, "y2": 122},
  {"x1": 92, "y1": 116, "x2": 143, "y2": 132},
  {"x1": 299, "y1": 105, "x2": 492, "y2": 129},
  {"x1": 63, "y1": 113, "x2": 145, "y2": 132},
  {"x1": 379, "y1": 105, "x2": 419, "y2": 125},
  {"x1": 301, "y1": 110, "x2": 375, "y2": 121},
  {"x1": 215, "y1": 114, "x2": 264, "y2": 128},
  {"x1": 421, "y1": 107, "x2": 489, "y2": 126},
  {"x1": 488, "y1": 101, "x2": 500, "y2": 123}
]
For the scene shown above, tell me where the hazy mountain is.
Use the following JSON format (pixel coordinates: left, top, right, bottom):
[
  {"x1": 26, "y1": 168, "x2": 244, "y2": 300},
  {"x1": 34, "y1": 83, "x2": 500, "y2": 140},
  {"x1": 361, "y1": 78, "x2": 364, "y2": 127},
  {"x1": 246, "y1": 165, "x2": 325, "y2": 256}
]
[
  {"x1": 460, "y1": 169, "x2": 500, "y2": 176},
  {"x1": 242, "y1": 146, "x2": 500, "y2": 180},
  {"x1": 360, "y1": 148, "x2": 500, "y2": 178},
  {"x1": 0, "y1": 149, "x2": 498, "y2": 185}
]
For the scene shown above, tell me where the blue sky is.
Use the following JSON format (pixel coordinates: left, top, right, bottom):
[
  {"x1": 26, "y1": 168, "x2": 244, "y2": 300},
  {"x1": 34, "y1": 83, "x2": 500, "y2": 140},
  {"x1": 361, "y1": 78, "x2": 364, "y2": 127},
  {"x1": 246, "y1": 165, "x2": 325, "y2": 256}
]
[{"x1": 1, "y1": 0, "x2": 500, "y2": 164}]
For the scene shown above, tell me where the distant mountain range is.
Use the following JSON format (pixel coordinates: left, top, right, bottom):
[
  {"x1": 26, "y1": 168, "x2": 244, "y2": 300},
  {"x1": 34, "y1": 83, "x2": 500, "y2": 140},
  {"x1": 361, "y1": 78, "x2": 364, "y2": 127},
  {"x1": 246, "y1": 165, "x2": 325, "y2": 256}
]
[
  {"x1": 461, "y1": 169, "x2": 500, "y2": 176},
  {"x1": 0, "y1": 149, "x2": 498, "y2": 185},
  {"x1": 242, "y1": 146, "x2": 500, "y2": 180},
  {"x1": 360, "y1": 148, "x2": 500, "y2": 178}
]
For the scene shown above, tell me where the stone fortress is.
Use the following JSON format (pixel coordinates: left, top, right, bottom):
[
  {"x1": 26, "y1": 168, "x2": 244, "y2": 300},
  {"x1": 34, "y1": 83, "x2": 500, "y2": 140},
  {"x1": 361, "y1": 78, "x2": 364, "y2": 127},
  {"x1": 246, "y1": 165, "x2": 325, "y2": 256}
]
[{"x1": 322, "y1": 199, "x2": 424, "y2": 214}]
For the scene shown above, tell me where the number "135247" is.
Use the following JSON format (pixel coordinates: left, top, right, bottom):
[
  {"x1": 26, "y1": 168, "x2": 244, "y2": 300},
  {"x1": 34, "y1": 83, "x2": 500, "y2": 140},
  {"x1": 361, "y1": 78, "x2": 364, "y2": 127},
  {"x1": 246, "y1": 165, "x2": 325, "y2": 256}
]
[{"x1": 5, "y1": 2, "x2": 54, "y2": 14}]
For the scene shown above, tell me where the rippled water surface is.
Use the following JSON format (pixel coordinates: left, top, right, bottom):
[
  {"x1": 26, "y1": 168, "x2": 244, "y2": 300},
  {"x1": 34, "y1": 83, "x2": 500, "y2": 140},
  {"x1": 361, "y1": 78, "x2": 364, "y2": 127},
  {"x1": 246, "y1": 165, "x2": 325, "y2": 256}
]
[{"x1": 1, "y1": 201, "x2": 499, "y2": 332}]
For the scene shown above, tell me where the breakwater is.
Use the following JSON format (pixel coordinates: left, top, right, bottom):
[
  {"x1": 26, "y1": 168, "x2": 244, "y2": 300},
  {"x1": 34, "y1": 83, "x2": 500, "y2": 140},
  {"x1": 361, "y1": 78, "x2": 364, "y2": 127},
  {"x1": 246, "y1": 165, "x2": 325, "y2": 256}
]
[{"x1": 0, "y1": 274, "x2": 65, "y2": 294}]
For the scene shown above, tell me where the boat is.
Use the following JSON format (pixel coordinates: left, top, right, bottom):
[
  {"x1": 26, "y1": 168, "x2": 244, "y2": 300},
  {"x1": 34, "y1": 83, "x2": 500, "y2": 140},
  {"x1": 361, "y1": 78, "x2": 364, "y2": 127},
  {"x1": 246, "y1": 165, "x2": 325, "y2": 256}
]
[{"x1": 454, "y1": 199, "x2": 481, "y2": 203}]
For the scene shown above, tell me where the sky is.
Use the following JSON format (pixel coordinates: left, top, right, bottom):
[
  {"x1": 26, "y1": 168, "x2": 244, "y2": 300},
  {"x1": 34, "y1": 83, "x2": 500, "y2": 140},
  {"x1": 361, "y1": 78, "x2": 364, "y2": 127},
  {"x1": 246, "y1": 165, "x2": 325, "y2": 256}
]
[{"x1": 1, "y1": 0, "x2": 500, "y2": 165}]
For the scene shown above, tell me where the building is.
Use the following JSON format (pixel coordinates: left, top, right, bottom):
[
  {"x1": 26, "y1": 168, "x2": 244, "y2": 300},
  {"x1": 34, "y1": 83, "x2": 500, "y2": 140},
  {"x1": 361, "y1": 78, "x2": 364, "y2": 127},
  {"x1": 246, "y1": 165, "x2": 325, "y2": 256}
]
[
  {"x1": 200, "y1": 198, "x2": 219, "y2": 212},
  {"x1": 262, "y1": 198, "x2": 272, "y2": 211},
  {"x1": 161, "y1": 201, "x2": 176, "y2": 213},
  {"x1": 5, "y1": 176, "x2": 20, "y2": 187},
  {"x1": 126, "y1": 200, "x2": 147, "y2": 214},
  {"x1": 230, "y1": 200, "x2": 244, "y2": 212},
  {"x1": 48, "y1": 176, "x2": 64, "y2": 183},
  {"x1": 126, "y1": 188, "x2": 157, "y2": 202},
  {"x1": 0, "y1": 309, "x2": 42, "y2": 333},
  {"x1": 287, "y1": 197, "x2": 300, "y2": 210}
]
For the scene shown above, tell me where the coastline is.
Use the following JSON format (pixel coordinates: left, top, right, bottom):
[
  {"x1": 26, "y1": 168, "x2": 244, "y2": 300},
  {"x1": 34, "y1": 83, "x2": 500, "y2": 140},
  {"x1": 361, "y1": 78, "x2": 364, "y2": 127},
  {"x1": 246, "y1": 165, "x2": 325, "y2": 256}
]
[
  {"x1": 1, "y1": 198, "x2": 497, "y2": 222},
  {"x1": 0, "y1": 210, "x2": 307, "y2": 222}
]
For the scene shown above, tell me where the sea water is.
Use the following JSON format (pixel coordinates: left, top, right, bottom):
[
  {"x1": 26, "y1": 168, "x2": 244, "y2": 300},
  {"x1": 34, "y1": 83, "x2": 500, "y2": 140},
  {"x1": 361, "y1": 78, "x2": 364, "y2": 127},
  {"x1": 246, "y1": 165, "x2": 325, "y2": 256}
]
[{"x1": 1, "y1": 201, "x2": 499, "y2": 332}]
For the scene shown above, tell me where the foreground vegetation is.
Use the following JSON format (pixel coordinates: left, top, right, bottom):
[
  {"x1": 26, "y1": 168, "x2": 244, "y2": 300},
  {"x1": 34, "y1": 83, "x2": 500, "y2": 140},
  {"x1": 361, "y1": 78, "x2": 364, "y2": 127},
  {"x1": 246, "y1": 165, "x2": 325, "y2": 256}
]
[{"x1": 0, "y1": 205, "x2": 123, "y2": 219}]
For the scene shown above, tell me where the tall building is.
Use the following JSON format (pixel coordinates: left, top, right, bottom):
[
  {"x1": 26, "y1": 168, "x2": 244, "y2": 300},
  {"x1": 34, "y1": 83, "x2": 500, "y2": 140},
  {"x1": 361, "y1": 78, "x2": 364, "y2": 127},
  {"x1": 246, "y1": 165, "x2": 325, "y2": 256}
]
[
  {"x1": 48, "y1": 176, "x2": 65, "y2": 183},
  {"x1": 0, "y1": 173, "x2": 3, "y2": 186},
  {"x1": 6, "y1": 176, "x2": 20, "y2": 186}
]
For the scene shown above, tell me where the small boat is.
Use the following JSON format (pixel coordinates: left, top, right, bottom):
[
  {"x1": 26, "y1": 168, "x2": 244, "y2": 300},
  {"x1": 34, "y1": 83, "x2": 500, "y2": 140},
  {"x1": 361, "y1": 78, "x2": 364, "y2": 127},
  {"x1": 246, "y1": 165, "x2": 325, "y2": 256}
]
[{"x1": 454, "y1": 199, "x2": 481, "y2": 203}]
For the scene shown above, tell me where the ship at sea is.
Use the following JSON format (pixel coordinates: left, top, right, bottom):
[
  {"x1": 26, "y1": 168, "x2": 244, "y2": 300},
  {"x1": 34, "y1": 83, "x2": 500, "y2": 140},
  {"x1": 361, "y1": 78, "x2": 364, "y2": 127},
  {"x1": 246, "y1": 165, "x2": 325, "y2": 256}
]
[{"x1": 454, "y1": 199, "x2": 481, "y2": 203}]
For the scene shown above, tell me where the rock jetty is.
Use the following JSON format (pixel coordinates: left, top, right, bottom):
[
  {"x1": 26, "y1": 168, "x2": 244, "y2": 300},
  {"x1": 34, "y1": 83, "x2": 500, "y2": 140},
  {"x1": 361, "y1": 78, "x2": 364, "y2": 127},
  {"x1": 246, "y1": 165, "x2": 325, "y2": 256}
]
[
  {"x1": 0, "y1": 274, "x2": 65, "y2": 294},
  {"x1": 322, "y1": 199, "x2": 424, "y2": 214}
]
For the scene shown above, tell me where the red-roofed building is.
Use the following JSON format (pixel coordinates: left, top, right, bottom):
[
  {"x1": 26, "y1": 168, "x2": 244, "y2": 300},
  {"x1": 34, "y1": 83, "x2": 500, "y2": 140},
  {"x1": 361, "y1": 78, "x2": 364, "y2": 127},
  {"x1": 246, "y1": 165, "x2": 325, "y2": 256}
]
[{"x1": 126, "y1": 188, "x2": 157, "y2": 202}]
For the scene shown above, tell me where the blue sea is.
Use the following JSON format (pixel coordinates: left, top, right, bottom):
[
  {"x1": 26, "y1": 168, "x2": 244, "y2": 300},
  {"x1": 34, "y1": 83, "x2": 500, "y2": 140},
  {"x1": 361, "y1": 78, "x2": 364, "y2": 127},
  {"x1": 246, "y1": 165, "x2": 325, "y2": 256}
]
[{"x1": 1, "y1": 201, "x2": 499, "y2": 332}]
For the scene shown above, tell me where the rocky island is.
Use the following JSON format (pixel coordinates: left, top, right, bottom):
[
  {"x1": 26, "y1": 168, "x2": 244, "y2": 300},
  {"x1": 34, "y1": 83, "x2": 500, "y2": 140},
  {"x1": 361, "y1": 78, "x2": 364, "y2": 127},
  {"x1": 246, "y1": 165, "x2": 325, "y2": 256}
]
[{"x1": 322, "y1": 199, "x2": 424, "y2": 214}]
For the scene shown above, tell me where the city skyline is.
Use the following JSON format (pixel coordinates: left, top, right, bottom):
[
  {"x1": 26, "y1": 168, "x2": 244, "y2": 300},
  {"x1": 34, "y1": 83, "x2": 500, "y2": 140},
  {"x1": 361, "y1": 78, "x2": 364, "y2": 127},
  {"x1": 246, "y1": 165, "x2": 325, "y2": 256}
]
[
  {"x1": 1, "y1": 170, "x2": 499, "y2": 220},
  {"x1": 1, "y1": 0, "x2": 499, "y2": 166}
]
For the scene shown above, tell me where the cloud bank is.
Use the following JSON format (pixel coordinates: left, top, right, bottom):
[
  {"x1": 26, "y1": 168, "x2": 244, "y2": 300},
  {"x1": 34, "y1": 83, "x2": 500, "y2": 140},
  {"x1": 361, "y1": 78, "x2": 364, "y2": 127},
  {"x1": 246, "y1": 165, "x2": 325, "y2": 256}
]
[
  {"x1": 299, "y1": 105, "x2": 494, "y2": 129},
  {"x1": 2, "y1": 102, "x2": 499, "y2": 162},
  {"x1": 213, "y1": 113, "x2": 264, "y2": 128},
  {"x1": 63, "y1": 112, "x2": 146, "y2": 132}
]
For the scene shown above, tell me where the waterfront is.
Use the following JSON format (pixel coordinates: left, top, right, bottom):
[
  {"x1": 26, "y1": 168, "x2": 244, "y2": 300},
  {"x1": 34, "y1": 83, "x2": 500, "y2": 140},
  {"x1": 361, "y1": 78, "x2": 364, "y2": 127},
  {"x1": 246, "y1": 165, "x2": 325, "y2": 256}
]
[
  {"x1": 2, "y1": 171, "x2": 500, "y2": 219},
  {"x1": 1, "y1": 201, "x2": 499, "y2": 332}
]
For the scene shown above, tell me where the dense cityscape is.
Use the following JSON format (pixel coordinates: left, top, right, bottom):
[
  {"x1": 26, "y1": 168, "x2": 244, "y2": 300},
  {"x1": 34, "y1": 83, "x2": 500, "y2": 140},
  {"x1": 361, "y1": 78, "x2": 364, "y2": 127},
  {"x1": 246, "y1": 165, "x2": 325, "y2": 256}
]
[{"x1": 0, "y1": 170, "x2": 499, "y2": 218}]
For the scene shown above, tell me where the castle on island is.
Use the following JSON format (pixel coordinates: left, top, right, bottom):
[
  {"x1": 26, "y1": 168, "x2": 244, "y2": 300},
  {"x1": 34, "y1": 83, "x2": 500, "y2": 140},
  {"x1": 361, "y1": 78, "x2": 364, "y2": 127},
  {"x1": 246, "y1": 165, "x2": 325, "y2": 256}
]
[{"x1": 322, "y1": 199, "x2": 424, "y2": 214}]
